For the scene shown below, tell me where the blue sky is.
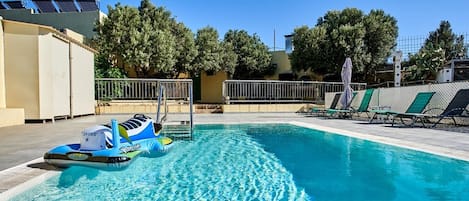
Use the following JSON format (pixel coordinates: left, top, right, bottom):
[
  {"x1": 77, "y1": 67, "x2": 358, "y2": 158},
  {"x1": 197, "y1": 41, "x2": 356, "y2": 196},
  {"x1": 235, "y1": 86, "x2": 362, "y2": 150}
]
[{"x1": 99, "y1": 0, "x2": 469, "y2": 50}]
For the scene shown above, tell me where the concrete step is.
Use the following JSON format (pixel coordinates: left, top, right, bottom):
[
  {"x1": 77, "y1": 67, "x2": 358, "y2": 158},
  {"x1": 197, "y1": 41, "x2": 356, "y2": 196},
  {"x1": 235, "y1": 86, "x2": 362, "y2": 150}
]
[{"x1": 195, "y1": 104, "x2": 223, "y2": 113}]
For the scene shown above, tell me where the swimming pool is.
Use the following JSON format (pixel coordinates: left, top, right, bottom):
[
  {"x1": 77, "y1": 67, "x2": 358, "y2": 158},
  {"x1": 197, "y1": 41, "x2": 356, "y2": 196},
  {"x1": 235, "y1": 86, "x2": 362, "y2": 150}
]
[{"x1": 10, "y1": 124, "x2": 469, "y2": 200}]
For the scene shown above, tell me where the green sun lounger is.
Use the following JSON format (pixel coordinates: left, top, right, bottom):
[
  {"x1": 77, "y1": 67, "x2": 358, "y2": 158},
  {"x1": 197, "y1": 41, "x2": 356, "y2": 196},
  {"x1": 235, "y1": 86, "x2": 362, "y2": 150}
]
[
  {"x1": 307, "y1": 92, "x2": 342, "y2": 116},
  {"x1": 369, "y1": 91, "x2": 435, "y2": 125},
  {"x1": 327, "y1": 88, "x2": 374, "y2": 119}
]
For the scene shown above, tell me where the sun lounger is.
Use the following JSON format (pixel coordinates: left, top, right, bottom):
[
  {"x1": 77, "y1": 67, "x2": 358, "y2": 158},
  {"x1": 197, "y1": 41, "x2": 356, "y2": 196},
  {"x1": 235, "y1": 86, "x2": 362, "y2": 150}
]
[
  {"x1": 306, "y1": 92, "x2": 342, "y2": 116},
  {"x1": 426, "y1": 89, "x2": 469, "y2": 127},
  {"x1": 369, "y1": 91, "x2": 435, "y2": 125},
  {"x1": 327, "y1": 88, "x2": 374, "y2": 119}
]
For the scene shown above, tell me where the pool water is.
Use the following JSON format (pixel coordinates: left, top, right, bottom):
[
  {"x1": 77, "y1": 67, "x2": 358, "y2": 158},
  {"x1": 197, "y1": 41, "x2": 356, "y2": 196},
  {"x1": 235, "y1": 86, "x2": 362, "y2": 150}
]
[{"x1": 11, "y1": 124, "x2": 469, "y2": 201}]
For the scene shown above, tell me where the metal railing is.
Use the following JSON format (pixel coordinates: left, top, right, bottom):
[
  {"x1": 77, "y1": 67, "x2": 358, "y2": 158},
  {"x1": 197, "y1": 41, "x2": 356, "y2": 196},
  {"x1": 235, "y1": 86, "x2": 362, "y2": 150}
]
[
  {"x1": 222, "y1": 80, "x2": 367, "y2": 104},
  {"x1": 95, "y1": 78, "x2": 193, "y2": 101}
]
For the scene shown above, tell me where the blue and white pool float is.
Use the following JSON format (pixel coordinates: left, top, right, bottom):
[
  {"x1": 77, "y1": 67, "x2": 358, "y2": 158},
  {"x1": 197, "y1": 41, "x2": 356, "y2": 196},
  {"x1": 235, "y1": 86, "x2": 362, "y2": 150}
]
[{"x1": 44, "y1": 114, "x2": 173, "y2": 169}]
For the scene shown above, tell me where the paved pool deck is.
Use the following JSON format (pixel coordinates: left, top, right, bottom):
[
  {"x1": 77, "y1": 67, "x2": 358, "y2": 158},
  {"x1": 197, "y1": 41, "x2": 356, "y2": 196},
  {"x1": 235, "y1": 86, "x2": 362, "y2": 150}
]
[{"x1": 1, "y1": 113, "x2": 469, "y2": 198}]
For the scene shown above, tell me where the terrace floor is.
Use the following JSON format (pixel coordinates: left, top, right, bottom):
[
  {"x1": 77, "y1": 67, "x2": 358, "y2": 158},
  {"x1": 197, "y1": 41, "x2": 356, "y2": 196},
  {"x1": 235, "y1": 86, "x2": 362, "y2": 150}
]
[{"x1": 0, "y1": 113, "x2": 469, "y2": 197}]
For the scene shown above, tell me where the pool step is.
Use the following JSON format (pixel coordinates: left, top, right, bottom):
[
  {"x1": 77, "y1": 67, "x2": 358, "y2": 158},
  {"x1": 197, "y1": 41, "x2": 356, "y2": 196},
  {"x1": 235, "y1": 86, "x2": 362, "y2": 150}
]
[{"x1": 162, "y1": 125, "x2": 193, "y2": 141}]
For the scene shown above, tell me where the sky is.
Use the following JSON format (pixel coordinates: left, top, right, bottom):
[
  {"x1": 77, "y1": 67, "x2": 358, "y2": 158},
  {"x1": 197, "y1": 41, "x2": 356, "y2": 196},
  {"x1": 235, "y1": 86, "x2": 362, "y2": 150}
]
[{"x1": 98, "y1": 0, "x2": 469, "y2": 50}]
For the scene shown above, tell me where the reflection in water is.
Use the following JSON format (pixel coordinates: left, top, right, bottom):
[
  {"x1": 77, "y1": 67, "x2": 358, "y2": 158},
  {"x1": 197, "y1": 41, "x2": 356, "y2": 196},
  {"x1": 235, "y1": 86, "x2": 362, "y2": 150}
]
[
  {"x1": 406, "y1": 148, "x2": 468, "y2": 200},
  {"x1": 58, "y1": 166, "x2": 100, "y2": 188}
]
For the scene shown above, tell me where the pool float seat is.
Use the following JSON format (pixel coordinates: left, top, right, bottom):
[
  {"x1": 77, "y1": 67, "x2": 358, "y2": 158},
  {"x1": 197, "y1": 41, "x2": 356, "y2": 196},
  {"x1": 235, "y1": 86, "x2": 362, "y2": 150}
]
[{"x1": 44, "y1": 114, "x2": 173, "y2": 169}]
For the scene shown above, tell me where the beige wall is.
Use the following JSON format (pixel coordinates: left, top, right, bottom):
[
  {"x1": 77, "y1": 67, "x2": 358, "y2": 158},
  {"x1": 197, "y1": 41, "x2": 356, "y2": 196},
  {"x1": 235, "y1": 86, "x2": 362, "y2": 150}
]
[
  {"x1": 4, "y1": 21, "x2": 40, "y2": 118},
  {"x1": 0, "y1": 17, "x2": 5, "y2": 108},
  {"x1": 63, "y1": 28, "x2": 84, "y2": 43},
  {"x1": 3, "y1": 20, "x2": 95, "y2": 120},
  {"x1": 70, "y1": 43, "x2": 95, "y2": 116},
  {"x1": 201, "y1": 71, "x2": 228, "y2": 103},
  {"x1": 0, "y1": 9, "x2": 102, "y2": 38},
  {"x1": 1, "y1": 19, "x2": 25, "y2": 127}
]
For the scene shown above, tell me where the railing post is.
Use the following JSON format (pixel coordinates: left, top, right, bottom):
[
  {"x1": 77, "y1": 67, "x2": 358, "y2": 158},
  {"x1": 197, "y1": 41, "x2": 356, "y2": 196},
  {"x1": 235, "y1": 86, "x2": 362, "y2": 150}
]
[
  {"x1": 222, "y1": 81, "x2": 226, "y2": 103},
  {"x1": 189, "y1": 83, "x2": 193, "y2": 134},
  {"x1": 156, "y1": 82, "x2": 163, "y2": 122}
]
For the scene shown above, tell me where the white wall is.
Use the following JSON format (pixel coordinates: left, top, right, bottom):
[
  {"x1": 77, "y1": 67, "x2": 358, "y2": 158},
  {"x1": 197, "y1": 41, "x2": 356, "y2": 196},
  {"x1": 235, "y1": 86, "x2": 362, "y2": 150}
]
[
  {"x1": 49, "y1": 35, "x2": 70, "y2": 117},
  {"x1": 70, "y1": 43, "x2": 95, "y2": 116}
]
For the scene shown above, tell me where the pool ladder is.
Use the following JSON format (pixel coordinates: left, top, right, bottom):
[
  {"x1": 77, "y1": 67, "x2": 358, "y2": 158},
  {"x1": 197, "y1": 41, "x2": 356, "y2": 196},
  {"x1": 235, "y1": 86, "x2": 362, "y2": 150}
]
[
  {"x1": 156, "y1": 84, "x2": 194, "y2": 141},
  {"x1": 162, "y1": 122, "x2": 193, "y2": 141}
]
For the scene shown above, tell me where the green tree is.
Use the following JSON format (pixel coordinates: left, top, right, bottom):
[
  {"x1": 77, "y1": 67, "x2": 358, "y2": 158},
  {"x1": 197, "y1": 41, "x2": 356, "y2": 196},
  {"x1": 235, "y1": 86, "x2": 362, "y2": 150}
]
[
  {"x1": 94, "y1": 53, "x2": 127, "y2": 78},
  {"x1": 424, "y1": 21, "x2": 467, "y2": 61},
  {"x1": 220, "y1": 41, "x2": 238, "y2": 75},
  {"x1": 405, "y1": 21, "x2": 467, "y2": 81},
  {"x1": 406, "y1": 44, "x2": 445, "y2": 81},
  {"x1": 192, "y1": 27, "x2": 223, "y2": 75},
  {"x1": 291, "y1": 8, "x2": 397, "y2": 81},
  {"x1": 94, "y1": 0, "x2": 179, "y2": 78},
  {"x1": 171, "y1": 22, "x2": 198, "y2": 78},
  {"x1": 95, "y1": 4, "x2": 140, "y2": 70},
  {"x1": 291, "y1": 26, "x2": 327, "y2": 75},
  {"x1": 363, "y1": 10, "x2": 398, "y2": 80},
  {"x1": 223, "y1": 30, "x2": 272, "y2": 79},
  {"x1": 136, "y1": 0, "x2": 176, "y2": 77}
]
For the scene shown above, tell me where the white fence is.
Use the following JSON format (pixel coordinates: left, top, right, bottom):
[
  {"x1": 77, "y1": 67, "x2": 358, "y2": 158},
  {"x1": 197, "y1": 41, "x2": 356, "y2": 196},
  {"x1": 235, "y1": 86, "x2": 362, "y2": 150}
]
[
  {"x1": 223, "y1": 80, "x2": 367, "y2": 103},
  {"x1": 95, "y1": 78, "x2": 192, "y2": 101}
]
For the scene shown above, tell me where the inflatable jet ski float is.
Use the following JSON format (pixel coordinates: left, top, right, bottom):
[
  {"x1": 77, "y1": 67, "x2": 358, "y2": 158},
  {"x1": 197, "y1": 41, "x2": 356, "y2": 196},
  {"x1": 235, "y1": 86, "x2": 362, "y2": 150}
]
[{"x1": 44, "y1": 114, "x2": 173, "y2": 169}]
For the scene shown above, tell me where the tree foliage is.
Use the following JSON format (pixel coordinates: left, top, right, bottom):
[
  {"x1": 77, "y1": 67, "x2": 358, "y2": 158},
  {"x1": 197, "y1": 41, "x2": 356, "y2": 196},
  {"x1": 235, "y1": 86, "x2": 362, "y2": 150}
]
[
  {"x1": 291, "y1": 8, "x2": 397, "y2": 81},
  {"x1": 424, "y1": 21, "x2": 467, "y2": 61},
  {"x1": 220, "y1": 41, "x2": 238, "y2": 75},
  {"x1": 94, "y1": 0, "x2": 197, "y2": 78},
  {"x1": 172, "y1": 22, "x2": 198, "y2": 78},
  {"x1": 405, "y1": 21, "x2": 467, "y2": 81},
  {"x1": 406, "y1": 45, "x2": 445, "y2": 81},
  {"x1": 223, "y1": 30, "x2": 273, "y2": 79},
  {"x1": 192, "y1": 27, "x2": 223, "y2": 75},
  {"x1": 94, "y1": 53, "x2": 127, "y2": 78},
  {"x1": 94, "y1": 0, "x2": 272, "y2": 79}
]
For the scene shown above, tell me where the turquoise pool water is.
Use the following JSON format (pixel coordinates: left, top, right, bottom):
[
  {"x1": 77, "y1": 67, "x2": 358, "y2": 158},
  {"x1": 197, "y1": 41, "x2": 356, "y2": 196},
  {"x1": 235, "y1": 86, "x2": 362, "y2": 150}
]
[{"x1": 12, "y1": 124, "x2": 469, "y2": 201}]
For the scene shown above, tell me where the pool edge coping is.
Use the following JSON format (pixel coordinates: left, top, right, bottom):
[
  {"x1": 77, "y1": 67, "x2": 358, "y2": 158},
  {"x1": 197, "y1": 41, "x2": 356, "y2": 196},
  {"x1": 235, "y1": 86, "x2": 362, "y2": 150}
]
[
  {"x1": 290, "y1": 121, "x2": 469, "y2": 162},
  {"x1": 0, "y1": 158, "x2": 59, "y2": 201}
]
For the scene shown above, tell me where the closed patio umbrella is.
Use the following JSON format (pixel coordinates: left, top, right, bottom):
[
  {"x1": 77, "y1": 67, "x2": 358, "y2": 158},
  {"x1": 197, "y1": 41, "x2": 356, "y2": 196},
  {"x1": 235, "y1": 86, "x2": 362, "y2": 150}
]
[{"x1": 340, "y1": 57, "x2": 353, "y2": 109}]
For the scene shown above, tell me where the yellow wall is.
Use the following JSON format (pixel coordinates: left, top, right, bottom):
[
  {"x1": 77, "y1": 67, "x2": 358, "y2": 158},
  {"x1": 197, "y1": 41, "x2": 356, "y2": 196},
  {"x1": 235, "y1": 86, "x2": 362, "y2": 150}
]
[
  {"x1": 0, "y1": 17, "x2": 5, "y2": 108},
  {"x1": 265, "y1": 51, "x2": 292, "y2": 80},
  {"x1": 4, "y1": 21, "x2": 40, "y2": 118},
  {"x1": 201, "y1": 71, "x2": 228, "y2": 103}
]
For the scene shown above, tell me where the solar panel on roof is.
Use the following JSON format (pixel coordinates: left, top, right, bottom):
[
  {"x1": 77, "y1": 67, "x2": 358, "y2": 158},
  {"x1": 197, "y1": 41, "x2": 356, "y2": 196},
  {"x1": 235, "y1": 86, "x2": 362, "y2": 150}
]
[
  {"x1": 4, "y1": 1, "x2": 25, "y2": 9},
  {"x1": 32, "y1": 0, "x2": 57, "y2": 13},
  {"x1": 56, "y1": 0, "x2": 79, "y2": 12},
  {"x1": 76, "y1": 0, "x2": 98, "y2": 12},
  {"x1": 0, "y1": 3, "x2": 7, "y2": 9}
]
